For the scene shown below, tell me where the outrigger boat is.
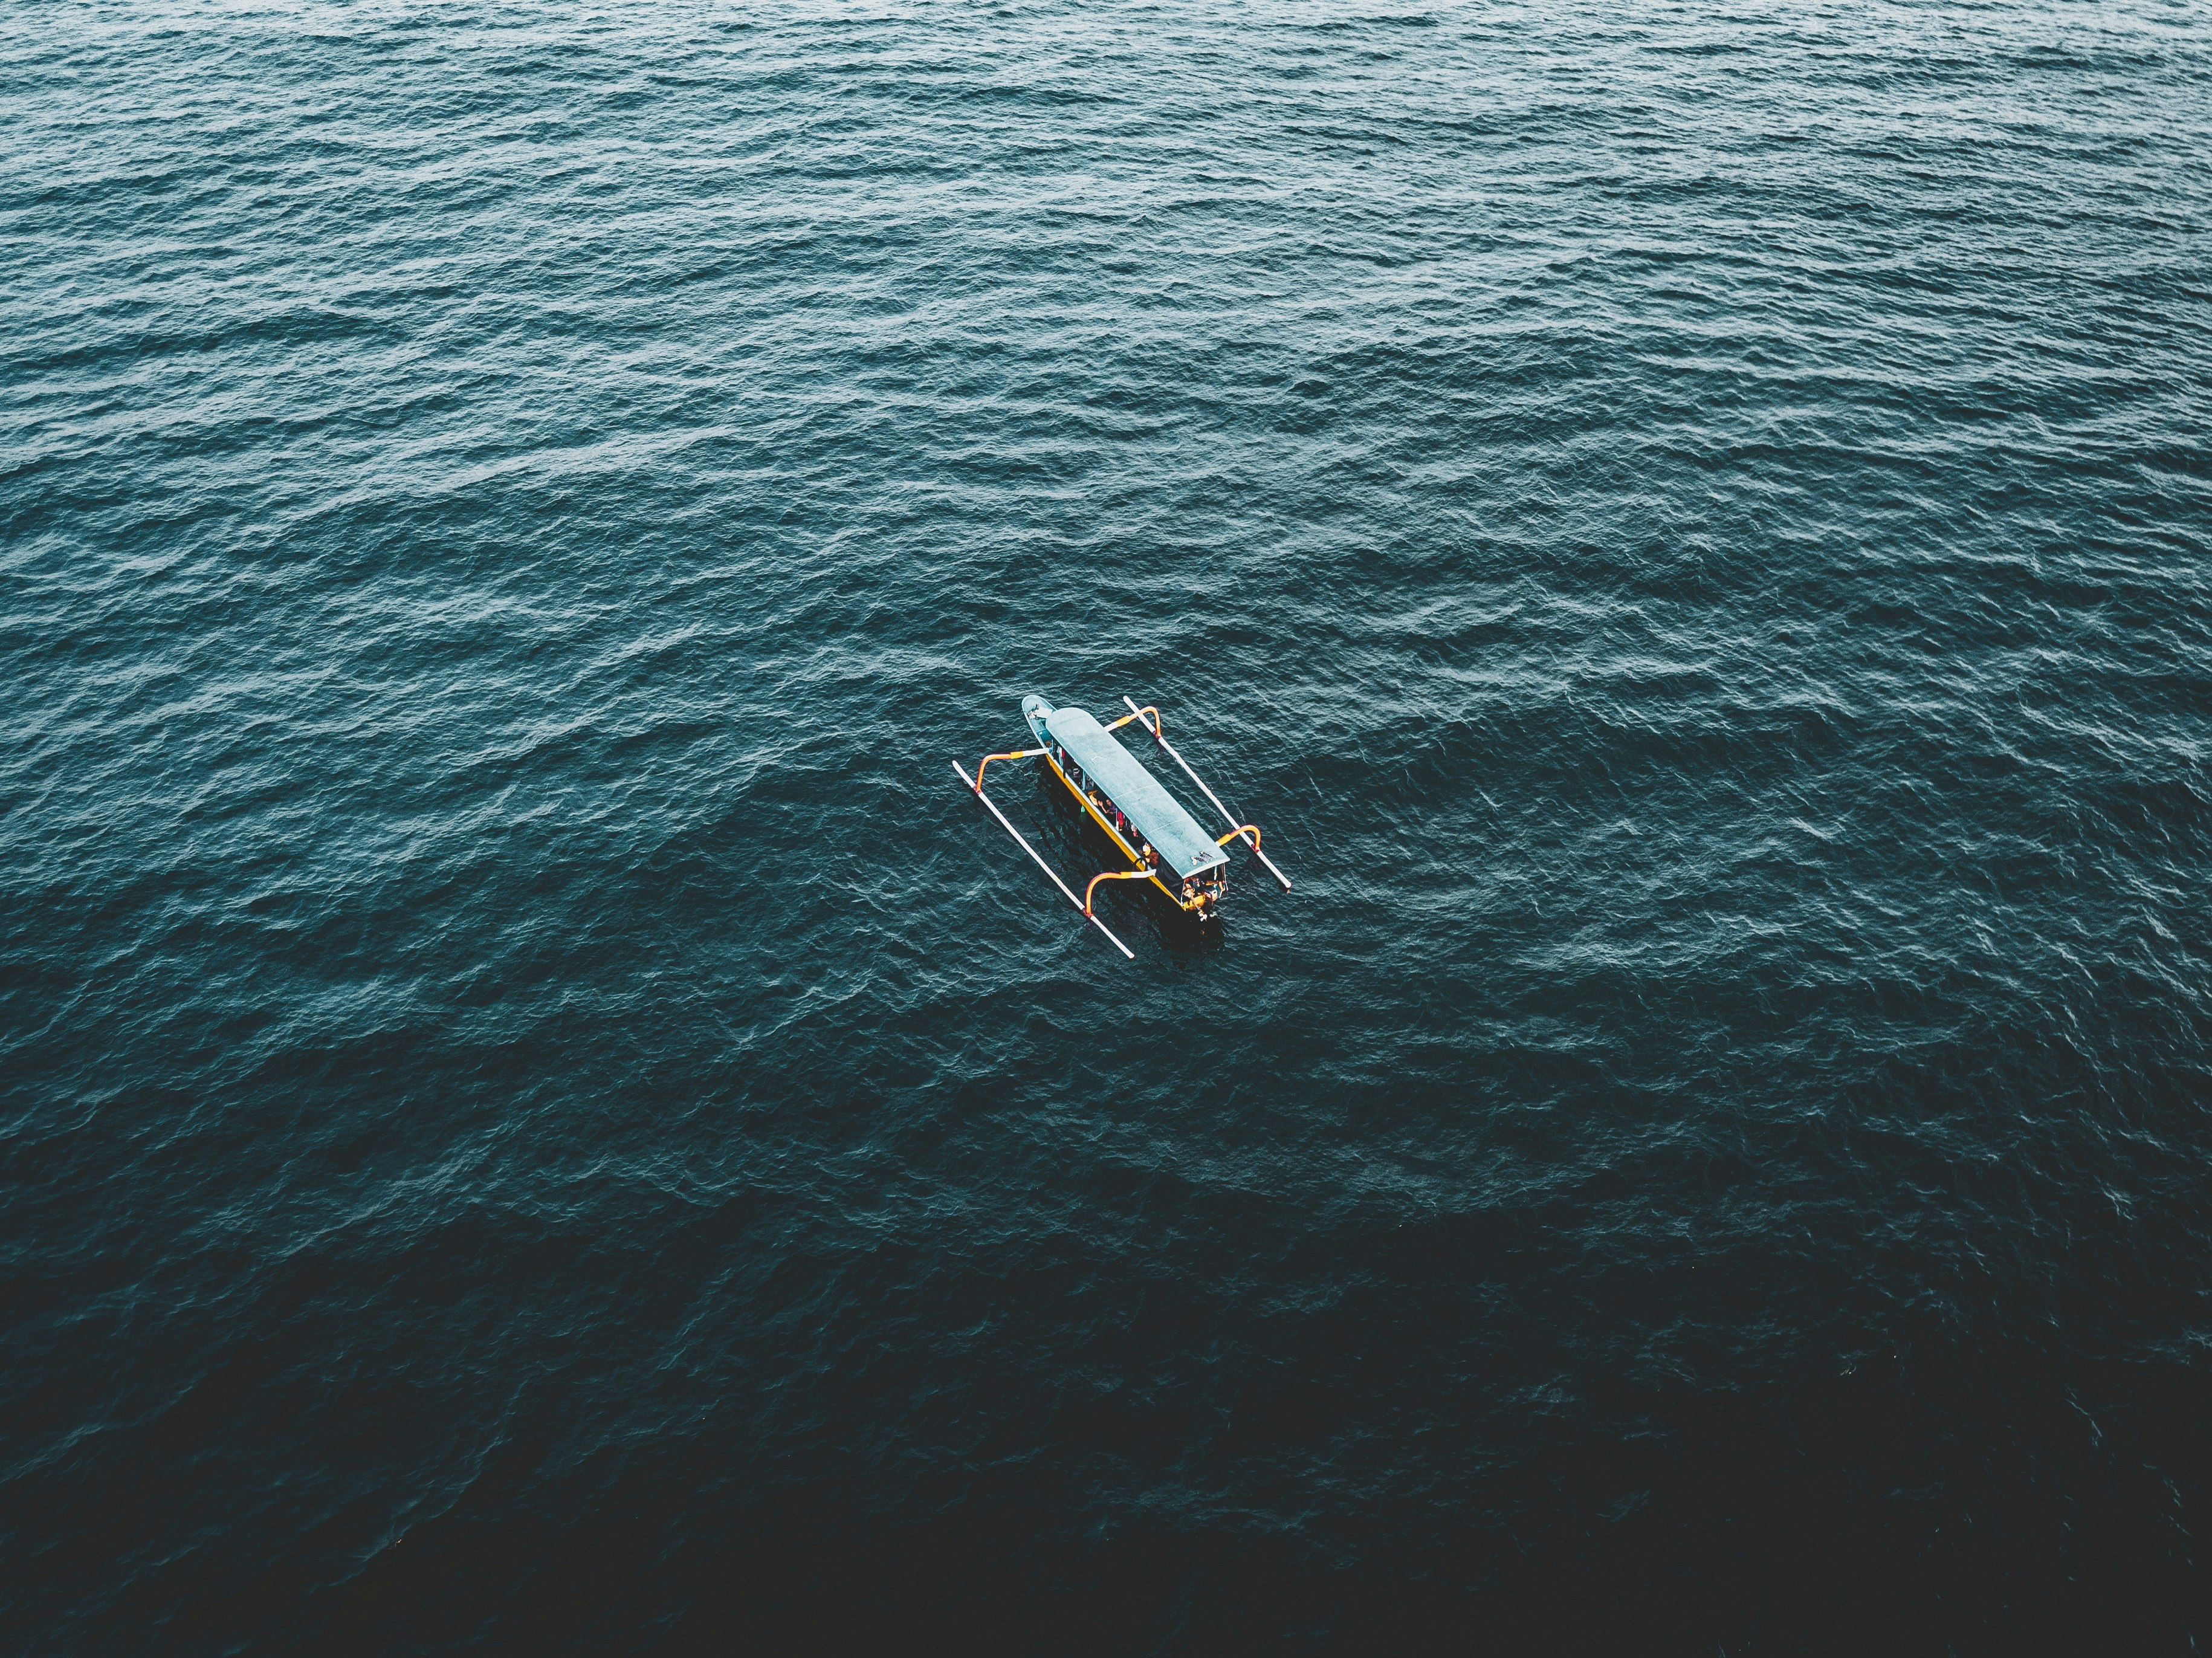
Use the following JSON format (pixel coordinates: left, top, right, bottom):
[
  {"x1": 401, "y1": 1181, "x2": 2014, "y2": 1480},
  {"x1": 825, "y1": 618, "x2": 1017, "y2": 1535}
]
[{"x1": 952, "y1": 694, "x2": 1291, "y2": 958}]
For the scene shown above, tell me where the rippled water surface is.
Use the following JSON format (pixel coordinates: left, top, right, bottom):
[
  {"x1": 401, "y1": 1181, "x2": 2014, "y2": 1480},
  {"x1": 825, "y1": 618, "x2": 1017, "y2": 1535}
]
[{"x1": 7, "y1": 0, "x2": 2211, "y2": 1650}]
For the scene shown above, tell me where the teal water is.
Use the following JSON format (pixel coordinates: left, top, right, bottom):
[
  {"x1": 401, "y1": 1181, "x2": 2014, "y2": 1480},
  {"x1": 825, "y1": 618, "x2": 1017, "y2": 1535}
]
[{"x1": 5, "y1": 1, "x2": 2211, "y2": 1650}]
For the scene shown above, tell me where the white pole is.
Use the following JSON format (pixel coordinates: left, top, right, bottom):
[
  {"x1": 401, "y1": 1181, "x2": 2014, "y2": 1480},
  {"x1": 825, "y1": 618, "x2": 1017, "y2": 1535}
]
[
  {"x1": 1125, "y1": 696, "x2": 1292, "y2": 891},
  {"x1": 951, "y1": 761, "x2": 1136, "y2": 959}
]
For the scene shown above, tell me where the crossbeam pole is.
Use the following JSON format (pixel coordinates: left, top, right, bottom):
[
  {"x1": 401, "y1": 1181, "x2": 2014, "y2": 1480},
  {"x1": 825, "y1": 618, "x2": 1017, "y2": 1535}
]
[
  {"x1": 1083, "y1": 867, "x2": 1156, "y2": 915},
  {"x1": 1125, "y1": 697, "x2": 1292, "y2": 890},
  {"x1": 974, "y1": 746, "x2": 1044, "y2": 792}
]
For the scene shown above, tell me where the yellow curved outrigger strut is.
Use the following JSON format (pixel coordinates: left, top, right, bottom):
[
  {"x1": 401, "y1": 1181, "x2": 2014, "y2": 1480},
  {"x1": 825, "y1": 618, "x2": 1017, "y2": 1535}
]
[{"x1": 1083, "y1": 866, "x2": 1157, "y2": 916}]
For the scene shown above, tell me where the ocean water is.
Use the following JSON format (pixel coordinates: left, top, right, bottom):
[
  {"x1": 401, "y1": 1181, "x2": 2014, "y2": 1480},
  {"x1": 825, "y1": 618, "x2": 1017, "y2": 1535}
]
[{"x1": 5, "y1": 0, "x2": 2211, "y2": 1650}]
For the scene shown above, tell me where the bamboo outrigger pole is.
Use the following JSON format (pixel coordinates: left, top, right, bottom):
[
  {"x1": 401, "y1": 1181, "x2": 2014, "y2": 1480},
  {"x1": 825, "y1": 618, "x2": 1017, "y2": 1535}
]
[
  {"x1": 1124, "y1": 696, "x2": 1292, "y2": 891},
  {"x1": 952, "y1": 760, "x2": 1135, "y2": 959}
]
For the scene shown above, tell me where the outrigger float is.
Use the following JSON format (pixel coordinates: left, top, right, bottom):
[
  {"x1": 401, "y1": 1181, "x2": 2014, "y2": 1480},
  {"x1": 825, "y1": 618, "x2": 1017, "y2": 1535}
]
[{"x1": 953, "y1": 695, "x2": 1290, "y2": 958}]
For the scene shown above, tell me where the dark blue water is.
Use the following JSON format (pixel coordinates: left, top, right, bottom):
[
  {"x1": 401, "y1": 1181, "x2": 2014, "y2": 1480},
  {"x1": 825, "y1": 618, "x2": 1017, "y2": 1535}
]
[{"x1": 7, "y1": 1, "x2": 2211, "y2": 1650}]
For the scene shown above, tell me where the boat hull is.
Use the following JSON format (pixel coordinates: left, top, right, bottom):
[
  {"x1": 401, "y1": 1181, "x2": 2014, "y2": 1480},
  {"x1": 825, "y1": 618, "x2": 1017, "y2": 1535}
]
[{"x1": 1018, "y1": 693, "x2": 1224, "y2": 923}]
